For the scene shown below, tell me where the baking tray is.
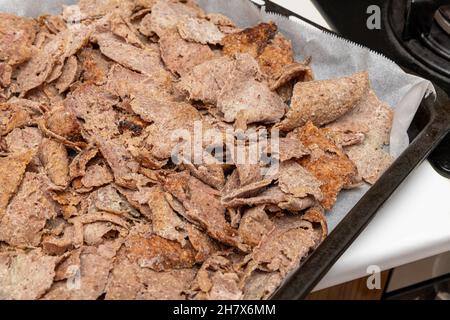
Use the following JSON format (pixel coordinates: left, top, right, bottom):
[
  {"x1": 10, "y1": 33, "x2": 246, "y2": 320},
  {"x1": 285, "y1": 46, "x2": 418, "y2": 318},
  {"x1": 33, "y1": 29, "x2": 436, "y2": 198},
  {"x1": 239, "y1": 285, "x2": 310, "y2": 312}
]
[{"x1": 252, "y1": 0, "x2": 450, "y2": 299}]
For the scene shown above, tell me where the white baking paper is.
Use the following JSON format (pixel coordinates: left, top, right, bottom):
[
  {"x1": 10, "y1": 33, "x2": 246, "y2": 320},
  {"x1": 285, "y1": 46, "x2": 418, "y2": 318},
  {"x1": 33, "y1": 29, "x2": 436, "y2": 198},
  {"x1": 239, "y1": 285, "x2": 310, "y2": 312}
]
[{"x1": 0, "y1": 0, "x2": 434, "y2": 231}]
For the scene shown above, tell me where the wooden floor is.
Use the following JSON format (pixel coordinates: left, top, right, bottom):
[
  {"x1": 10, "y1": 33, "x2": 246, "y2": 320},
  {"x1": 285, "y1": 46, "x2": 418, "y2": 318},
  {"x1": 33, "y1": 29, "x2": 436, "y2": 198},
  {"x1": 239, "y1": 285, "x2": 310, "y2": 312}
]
[{"x1": 306, "y1": 271, "x2": 390, "y2": 300}]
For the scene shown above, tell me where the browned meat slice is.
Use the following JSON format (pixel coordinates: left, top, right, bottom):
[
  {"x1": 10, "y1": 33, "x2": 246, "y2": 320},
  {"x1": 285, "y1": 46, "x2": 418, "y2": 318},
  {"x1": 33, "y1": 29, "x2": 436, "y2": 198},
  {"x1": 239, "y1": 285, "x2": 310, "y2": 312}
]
[
  {"x1": 186, "y1": 224, "x2": 219, "y2": 263},
  {"x1": 39, "y1": 138, "x2": 70, "y2": 188},
  {"x1": 5, "y1": 127, "x2": 43, "y2": 159},
  {"x1": 277, "y1": 72, "x2": 370, "y2": 132},
  {"x1": 159, "y1": 28, "x2": 214, "y2": 76},
  {"x1": 206, "y1": 13, "x2": 236, "y2": 29},
  {"x1": 0, "y1": 249, "x2": 59, "y2": 300},
  {"x1": 44, "y1": 106, "x2": 81, "y2": 141},
  {"x1": 327, "y1": 90, "x2": 394, "y2": 184},
  {"x1": 0, "y1": 103, "x2": 34, "y2": 137},
  {"x1": 109, "y1": 12, "x2": 144, "y2": 48},
  {"x1": 238, "y1": 206, "x2": 274, "y2": 247},
  {"x1": 83, "y1": 185, "x2": 139, "y2": 218},
  {"x1": 147, "y1": 186, "x2": 188, "y2": 246},
  {"x1": 106, "y1": 234, "x2": 197, "y2": 300},
  {"x1": 326, "y1": 130, "x2": 366, "y2": 148},
  {"x1": 242, "y1": 270, "x2": 283, "y2": 300},
  {"x1": 0, "y1": 13, "x2": 39, "y2": 65},
  {"x1": 64, "y1": 84, "x2": 120, "y2": 139},
  {"x1": 41, "y1": 224, "x2": 76, "y2": 255},
  {"x1": 95, "y1": 32, "x2": 172, "y2": 84},
  {"x1": 164, "y1": 171, "x2": 247, "y2": 251},
  {"x1": 54, "y1": 55, "x2": 79, "y2": 93},
  {"x1": 80, "y1": 163, "x2": 114, "y2": 188},
  {"x1": 189, "y1": 252, "x2": 244, "y2": 300},
  {"x1": 221, "y1": 178, "x2": 274, "y2": 204},
  {"x1": 177, "y1": 53, "x2": 261, "y2": 105},
  {"x1": 223, "y1": 185, "x2": 315, "y2": 213},
  {"x1": 269, "y1": 61, "x2": 314, "y2": 91},
  {"x1": 148, "y1": 0, "x2": 203, "y2": 36},
  {"x1": 291, "y1": 122, "x2": 359, "y2": 210},
  {"x1": 39, "y1": 15, "x2": 67, "y2": 34},
  {"x1": 43, "y1": 240, "x2": 122, "y2": 300},
  {"x1": 83, "y1": 222, "x2": 127, "y2": 246},
  {"x1": 222, "y1": 22, "x2": 278, "y2": 58},
  {"x1": 258, "y1": 33, "x2": 295, "y2": 80},
  {"x1": 177, "y1": 17, "x2": 224, "y2": 45},
  {"x1": 264, "y1": 137, "x2": 310, "y2": 162},
  {"x1": 0, "y1": 63, "x2": 12, "y2": 87},
  {"x1": 69, "y1": 147, "x2": 98, "y2": 180},
  {"x1": 302, "y1": 206, "x2": 328, "y2": 242},
  {"x1": 278, "y1": 160, "x2": 323, "y2": 201},
  {"x1": 16, "y1": 28, "x2": 91, "y2": 94},
  {"x1": 218, "y1": 78, "x2": 287, "y2": 125},
  {"x1": 63, "y1": 0, "x2": 134, "y2": 21},
  {"x1": 241, "y1": 215, "x2": 319, "y2": 281},
  {"x1": 0, "y1": 173, "x2": 57, "y2": 247},
  {"x1": 0, "y1": 151, "x2": 34, "y2": 214},
  {"x1": 78, "y1": 48, "x2": 112, "y2": 85}
]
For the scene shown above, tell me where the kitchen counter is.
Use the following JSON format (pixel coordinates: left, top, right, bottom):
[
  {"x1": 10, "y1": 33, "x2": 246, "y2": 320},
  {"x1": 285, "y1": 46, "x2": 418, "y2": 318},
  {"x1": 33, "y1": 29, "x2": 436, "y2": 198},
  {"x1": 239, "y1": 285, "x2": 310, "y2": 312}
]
[{"x1": 267, "y1": 0, "x2": 450, "y2": 291}]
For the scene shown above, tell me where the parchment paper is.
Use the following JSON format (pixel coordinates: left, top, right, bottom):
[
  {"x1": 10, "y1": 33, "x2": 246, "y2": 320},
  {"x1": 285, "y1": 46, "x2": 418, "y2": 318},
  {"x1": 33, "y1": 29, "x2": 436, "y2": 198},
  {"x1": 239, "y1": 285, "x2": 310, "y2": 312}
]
[{"x1": 1, "y1": 0, "x2": 434, "y2": 231}]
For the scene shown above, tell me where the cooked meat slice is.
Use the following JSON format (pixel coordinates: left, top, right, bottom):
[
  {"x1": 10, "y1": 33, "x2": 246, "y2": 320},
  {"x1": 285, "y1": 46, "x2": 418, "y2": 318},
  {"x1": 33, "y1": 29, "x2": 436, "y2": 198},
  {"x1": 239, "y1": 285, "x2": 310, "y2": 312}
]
[
  {"x1": 218, "y1": 78, "x2": 287, "y2": 125},
  {"x1": 39, "y1": 139, "x2": 70, "y2": 187},
  {"x1": 0, "y1": 173, "x2": 57, "y2": 247},
  {"x1": 95, "y1": 137, "x2": 141, "y2": 189},
  {"x1": 0, "y1": 63, "x2": 12, "y2": 87},
  {"x1": 221, "y1": 178, "x2": 274, "y2": 204},
  {"x1": 159, "y1": 28, "x2": 214, "y2": 76},
  {"x1": 63, "y1": 0, "x2": 133, "y2": 21},
  {"x1": 147, "y1": 186, "x2": 188, "y2": 246},
  {"x1": 258, "y1": 33, "x2": 295, "y2": 80},
  {"x1": 186, "y1": 224, "x2": 219, "y2": 263},
  {"x1": 54, "y1": 248, "x2": 81, "y2": 281},
  {"x1": 327, "y1": 90, "x2": 393, "y2": 146},
  {"x1": 0, "y1": 13, "x2": 39, "y2": 65},
  {"x1": 45, "y1": 106, "x2": 81, "y2": 141},
  {"x1": 346, "y1": 144, "x2": 393, "y2": 185},
  {"x1": 106, "y1": 242, "x2": 197, "y2": 300},
  {"x1": 5, "y1": 127, "x2": 43, "y2": 157},
  {"x1": 54, "y1": 56, "x2": 79, "y2": 93},
  {"x1": 0, "y1": 249, "x2": 59, "y2": 300},
  {"x1": 80, "y1": 163, "x2": 114, "y2": 188},
  {"x1": 223, "y1": 185, "x2": 315, "y2": 212},
  {"x1": 42, "y1": 240, "x2": 122, "y2": 300},
  {"x1": 238, "y1": 206, "x2": 274, "y2": 247},
  {"x1": 278, "y1": 160, "x2": 323, "y2": 201},
  {"x1": 83, "y1": 222, "x2": 126, "y2": 246},
  {"x1": 206, "y1": 13, "x2": 236, "y2": 28},
  {"x1": 326, "y1": 130, "x2": 366, "y2": 148},
  {"x1": 95, "y1": 32, "x2": 172, "y2": 83},
  {"x1": 41, "y1": 225, "x2": 76, "y2": 255},
  {"x1": 164, "y1": 171, "x2": 247, "y2": 251},
  {"x1": 181, "y1": 153, "x2": 225, "y2": 190},
  {"x1": 0, "y1": 103, "x2": 34, "y2": 137},
  {"x1": 39, "y1": 15, "x2": 67, "y2": 34},
  {"x1": 291, "y1": 122, "x2": 359, "y2": 210},
  {"x1": 277, "y1": 72, "x2": 370, "y2": 132},
  {"x1": 222, "y1": 22, "x2": 278, "y2": 58},
  {"x1": 69, "y1": 147, "x2": 98, "y2": 179},
  {"x1": 327, "y1": 90, "x2": 394, "y2": 184},
  {"x1": 177, "y1": 17, "x2": 224, "y2": 45},
  {"x1": 269, "y1": 61, "x2": 314, "y2": 91},
  {"x1": 109, "y1": 12, "x2": 144, "y2": 48},
  {"x1": 264, "y1": 137, "x2": 310, "y2": 162},
  {"x1": 189, "y1": 252, "x2": 243, "y2": 300},
  {"x1": 177, "y1": 53, "x2": 261, "y2": 105},
  {"x1": 302, "y1": 206, "x2": 328, "y2": 242},
  {"x1": 149, "y1": 0, "x2": 203, "y2": 36},
  {"x1": 78, "y1": 48, "x2": 112, "y2": 85},
  {"x1": 242, "y1": 270, "x2": 283, "y2": 300},
  {"x1": 121, "y1": 224, "x2": 196, "y2": 271},
  {"x1": 84, "y1": 185, "x2": 139, "y2": 218},
  {"x1": 0, "y1": 151, "x2": 34, "y2": 214},
  {"x1": 16, "y1": 27, "x2": 91, "y2": 94},
  {"x1": 241, "y1": 215, "x2": 319, "y2": 279}
]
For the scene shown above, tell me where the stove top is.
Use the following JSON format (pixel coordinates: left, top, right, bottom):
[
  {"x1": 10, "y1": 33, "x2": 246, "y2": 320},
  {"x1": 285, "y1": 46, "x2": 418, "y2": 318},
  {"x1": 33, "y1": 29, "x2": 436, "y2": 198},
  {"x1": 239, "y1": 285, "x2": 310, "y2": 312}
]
[{"x1": 311, "y1": 0, "x2": 450, "y2": 178}]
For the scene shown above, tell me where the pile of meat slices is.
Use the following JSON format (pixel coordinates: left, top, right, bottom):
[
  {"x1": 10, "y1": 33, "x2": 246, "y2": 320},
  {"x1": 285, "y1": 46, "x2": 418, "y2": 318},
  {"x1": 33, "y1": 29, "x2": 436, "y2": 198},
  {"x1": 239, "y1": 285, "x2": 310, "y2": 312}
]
[{"x1": 0, "y1": 0, "x2": 394, "y2": 300}]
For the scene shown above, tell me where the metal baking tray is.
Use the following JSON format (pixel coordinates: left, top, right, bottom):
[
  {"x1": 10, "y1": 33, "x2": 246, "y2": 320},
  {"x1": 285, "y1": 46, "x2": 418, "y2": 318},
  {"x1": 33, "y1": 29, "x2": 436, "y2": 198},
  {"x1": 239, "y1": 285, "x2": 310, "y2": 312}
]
[{"x1": 252, "y1": 0, "x2": 450, "y2": 299}]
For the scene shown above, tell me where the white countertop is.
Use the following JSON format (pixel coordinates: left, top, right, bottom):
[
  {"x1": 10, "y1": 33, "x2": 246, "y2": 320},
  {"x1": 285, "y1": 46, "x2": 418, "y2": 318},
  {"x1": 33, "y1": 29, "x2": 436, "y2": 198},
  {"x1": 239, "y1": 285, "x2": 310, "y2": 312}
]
[{"x1": 269, "y1": 0, "x2": 450, "y2": 291}]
